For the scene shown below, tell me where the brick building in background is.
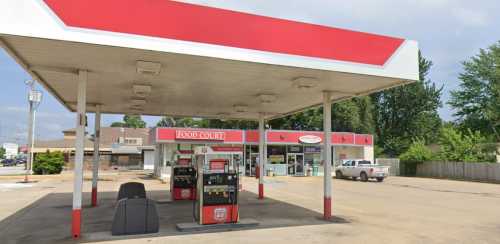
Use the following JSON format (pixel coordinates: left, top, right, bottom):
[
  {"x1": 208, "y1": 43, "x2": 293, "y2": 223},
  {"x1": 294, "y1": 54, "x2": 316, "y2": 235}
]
[{"x1": 34, "y1": 127, "x2": 154, "y2": 170}]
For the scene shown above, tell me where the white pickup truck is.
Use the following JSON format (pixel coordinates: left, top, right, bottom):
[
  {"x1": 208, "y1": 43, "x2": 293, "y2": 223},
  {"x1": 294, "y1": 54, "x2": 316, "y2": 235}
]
[{"x1": 335, "y1": 159, "x2": 389, "y2": 182}]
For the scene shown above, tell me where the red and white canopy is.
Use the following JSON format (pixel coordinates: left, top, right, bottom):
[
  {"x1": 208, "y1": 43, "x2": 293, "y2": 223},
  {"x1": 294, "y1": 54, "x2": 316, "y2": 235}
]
[{"x1": 0, "y1": 0, "x2": 418, "y2": 119}]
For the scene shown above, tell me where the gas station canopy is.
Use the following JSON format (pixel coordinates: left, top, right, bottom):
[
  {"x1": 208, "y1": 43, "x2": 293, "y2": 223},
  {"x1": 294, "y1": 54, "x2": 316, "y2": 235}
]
[{"x1": 0, "y1": 0, "x2": 418, "y2": 119}]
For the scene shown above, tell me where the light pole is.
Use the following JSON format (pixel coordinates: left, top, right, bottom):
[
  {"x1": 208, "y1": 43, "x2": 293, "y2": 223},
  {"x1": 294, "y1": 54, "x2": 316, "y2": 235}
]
[{"x1": 24, "y1": 80, "x2": 42, "y2": 183}]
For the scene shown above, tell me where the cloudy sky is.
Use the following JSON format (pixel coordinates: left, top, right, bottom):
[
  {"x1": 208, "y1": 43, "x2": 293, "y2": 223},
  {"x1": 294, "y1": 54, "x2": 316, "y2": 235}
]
[{"x1": 1, "y1": 0, "x2": 499, "y2": 144}]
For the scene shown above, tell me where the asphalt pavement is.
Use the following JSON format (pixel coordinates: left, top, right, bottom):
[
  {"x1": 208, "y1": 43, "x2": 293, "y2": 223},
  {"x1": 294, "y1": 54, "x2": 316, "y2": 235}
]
[{"x1": 0, "y1": 165, "x2": 27, "y2": 175}]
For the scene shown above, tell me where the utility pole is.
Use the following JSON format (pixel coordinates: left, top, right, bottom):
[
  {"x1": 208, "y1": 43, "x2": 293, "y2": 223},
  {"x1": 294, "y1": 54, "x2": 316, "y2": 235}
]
[{"x1": 24, "y1": 80, "x2": 42, "y2": 183}]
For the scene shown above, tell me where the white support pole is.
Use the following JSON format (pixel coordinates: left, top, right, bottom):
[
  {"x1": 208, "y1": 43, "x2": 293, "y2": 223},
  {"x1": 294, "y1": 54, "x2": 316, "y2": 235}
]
[
  {"x1": 25, "y1": 83, "x2": 34, "y2": 183},
  {"x1": 91, "y1": 105, "x2": 101, "y2": 207},
  {"x1": 323, "y1": 91, "x2": 332, "y2": 220},
  {"x1": 258, "y1": 114, "x2": 266, "y2": 199},
  {"x1": 72, "y1": 70, "x2": 87, "y2": 239},
  {"x1": 155, "y1": 144, "x2": 161, "y2": 177}
]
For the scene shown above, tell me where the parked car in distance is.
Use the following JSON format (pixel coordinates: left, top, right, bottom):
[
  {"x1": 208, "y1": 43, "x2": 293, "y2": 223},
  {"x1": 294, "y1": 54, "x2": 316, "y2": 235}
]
[
  {"x1": 16, "y1": 157, "x2": 27, "y2": 165},
  {"x1": 335, "y1": 159, "x2": 389, "y2": 182},
  {"x1": 1, "y1": 158, "x2": 17, "y2": 167}
]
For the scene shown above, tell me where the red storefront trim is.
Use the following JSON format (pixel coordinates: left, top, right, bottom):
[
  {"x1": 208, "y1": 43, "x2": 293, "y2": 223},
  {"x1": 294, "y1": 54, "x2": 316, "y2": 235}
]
[{"x1": 155, "y1": 128, "x2": 373, "y2": 146}]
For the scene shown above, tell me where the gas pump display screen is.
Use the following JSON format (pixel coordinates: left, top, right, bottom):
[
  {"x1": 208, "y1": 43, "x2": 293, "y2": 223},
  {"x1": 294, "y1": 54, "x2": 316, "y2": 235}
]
[
  {"x1": 202, "y1": 173, "x2": 238, "y2": 206},
  {"x1": 174, "y1": 167, "x2": 196, "y2": 176},
  {"x1": 173, "y1": 167, "x2": 196, "y2": 188}
]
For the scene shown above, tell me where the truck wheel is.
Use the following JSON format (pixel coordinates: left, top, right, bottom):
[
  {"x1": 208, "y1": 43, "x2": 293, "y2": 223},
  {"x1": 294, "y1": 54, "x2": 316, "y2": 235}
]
[
  {"x1": 360, "y1": 172, "x2": 368, "y2": 182},
  {"x1": 335, "y1": 171, "x2": 343, "y2": 179},
  {"x1": 376, "y1": 177, "x2": 384, "y2": 182}
]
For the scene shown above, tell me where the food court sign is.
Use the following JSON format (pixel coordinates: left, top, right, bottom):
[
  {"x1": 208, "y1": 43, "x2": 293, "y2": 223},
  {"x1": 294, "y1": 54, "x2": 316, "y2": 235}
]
[{"x1": 175, "y1": 130, "x2": 226, "y2": 141}]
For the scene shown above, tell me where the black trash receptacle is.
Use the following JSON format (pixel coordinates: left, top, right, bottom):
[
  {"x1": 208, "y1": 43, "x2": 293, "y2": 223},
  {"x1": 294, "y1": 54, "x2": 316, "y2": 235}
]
[
  {"x1": 112, "y1": 198, "x2": 159, "y2": 235},
  {"x1": 117, "y1": 182, "x2": 146, "y2": 201}
]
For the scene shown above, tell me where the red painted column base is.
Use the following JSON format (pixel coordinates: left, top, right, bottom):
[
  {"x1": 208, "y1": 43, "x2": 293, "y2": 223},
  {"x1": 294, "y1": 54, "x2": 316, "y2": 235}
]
[
  {"x1": 72, "y1": 209, "x2": 82, "y2": 239},
  {"x1": 258, "y1": 183, "x2": 264, "y2": 199},
  {"x1": 323, "y1": 197, "x2": 332, "y2": 220},
  {"x1": 91, "y1": 187, "x2": 97, "y2": 207}
]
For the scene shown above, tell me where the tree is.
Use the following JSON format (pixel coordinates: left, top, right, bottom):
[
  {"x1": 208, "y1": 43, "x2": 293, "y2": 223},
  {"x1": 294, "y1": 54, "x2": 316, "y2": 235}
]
[
  {"x1": 332, "y1": 97, "x2": 375, "y2": 134},
  {"x1": 111, "y1": 115, "x2": 147, "y2": 128},
  {"x1": 156, "y1": 116, "x2": 176, "y2": 127},
  {"x1": 436, "y1": 126, "x2": 495, "y2": 162},
  {"x1": 0, "y1": 147, "x2": 5, "y2": 159},
  {"x1": 268, "y1": 96, "x2": 375, "y2": 134},
  {"x1": 268, "y1": 107, "x2": 323, "y2": 131},
  {"x1": 156, "y1": 116, "x2": 258, "y2": 129},
  {"x1": 371, "y1": 52, "x2": 443, "y2": 156},
  {"x1": 449, "y1": 41, "x2": 500, "y2": 142}
]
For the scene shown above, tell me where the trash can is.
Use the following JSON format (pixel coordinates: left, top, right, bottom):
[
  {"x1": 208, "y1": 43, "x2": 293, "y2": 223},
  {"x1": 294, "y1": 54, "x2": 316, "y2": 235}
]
[
  {"x1": 267, "y1": 168, "x2": 274, "y2": 177},
  {"x1": 306, "y1": 166, "x2": 312, "y2": 176},
  {"x1": 312, "y1": 165, "x2": 319, "y2": 176}
]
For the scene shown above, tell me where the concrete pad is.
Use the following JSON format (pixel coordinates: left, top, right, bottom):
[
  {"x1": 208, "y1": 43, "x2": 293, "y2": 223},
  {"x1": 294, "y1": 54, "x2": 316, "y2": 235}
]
[
  {"x1": 176, "y1": 218, "x2": 259, "y2": 232},
  {"x1": 2, "y1": 172, "x2": 500, "y2": 244}
]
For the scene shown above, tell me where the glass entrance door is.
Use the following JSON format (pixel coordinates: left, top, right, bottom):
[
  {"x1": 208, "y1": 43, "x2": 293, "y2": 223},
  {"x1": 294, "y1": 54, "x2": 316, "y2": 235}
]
[
  {"x1": 295, "y1": 154, "x2": 305, "y2": 176},
  {"x1": 246, "y1": 153, "x2": 259, "y2": 176},
  {"x1": 287, "y1": 153, "x2": 304, "y2": 176}
]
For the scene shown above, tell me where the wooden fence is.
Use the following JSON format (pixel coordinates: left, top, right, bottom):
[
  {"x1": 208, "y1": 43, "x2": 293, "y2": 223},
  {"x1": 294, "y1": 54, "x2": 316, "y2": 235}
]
[
  {"x1": 376, "y1": 158, "x2": 400, "y2": 176},
  {"x1": 416, "y1": 161, "x2": 500, "y2": 183}
]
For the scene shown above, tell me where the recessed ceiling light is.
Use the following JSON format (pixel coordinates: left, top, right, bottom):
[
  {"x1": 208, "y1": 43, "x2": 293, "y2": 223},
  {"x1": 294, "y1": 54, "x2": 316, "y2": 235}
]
[
  {"x1": 133, "y1": 84, "x2": 151, "y2": 98},
  {"x1": 233, "y1": 104, "x2": 248, "y2": 113},
  {"x1": 131, "y1": 99, "x2": 146, "y2": 106},
  {"x1": 136, "y1": 61, "x2": 161, "y2": 75},
  {"x1": 217, "y1": 112, "x2": 230, "y2": 117},
  {"x1": 292, "y1": 76, "x2": 318, "y2": 89},
  {"x1": 258, "y1": 94, "x2": 277, "y2": 104}
]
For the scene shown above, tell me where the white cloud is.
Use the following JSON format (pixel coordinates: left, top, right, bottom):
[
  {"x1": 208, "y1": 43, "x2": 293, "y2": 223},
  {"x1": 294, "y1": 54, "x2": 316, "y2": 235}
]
[
  {"x1": 452, "y1": 8, "x2": 488, "y2": 27},
  {"x1": 2, "y1": 106, "x2": 27, "y2": 113}
]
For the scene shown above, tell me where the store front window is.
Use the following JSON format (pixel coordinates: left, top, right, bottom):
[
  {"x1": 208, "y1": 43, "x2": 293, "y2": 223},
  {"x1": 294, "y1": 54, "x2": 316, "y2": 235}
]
[{"x1": 265, "y1": 145, "x2": 285, "y2": 176}]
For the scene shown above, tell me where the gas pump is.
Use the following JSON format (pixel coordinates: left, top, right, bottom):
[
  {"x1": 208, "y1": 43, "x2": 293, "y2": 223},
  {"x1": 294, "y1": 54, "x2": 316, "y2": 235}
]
[
  {"x1": 193, "y1": 146, "x2": 241, "y2": 225},
  {"x1": 171, "y1": 158, "x2": 197, "y2": 200}
]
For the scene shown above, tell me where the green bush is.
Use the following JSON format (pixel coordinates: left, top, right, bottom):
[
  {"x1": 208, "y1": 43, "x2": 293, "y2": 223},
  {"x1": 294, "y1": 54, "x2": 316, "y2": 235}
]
[
  {"x1": 399, "y1": 139, "x2": 433, "y2": 176},
  {"x1": 33, "y1": 150, "x2": 64, "y2": 175},
  {"x1": 400, "y1": 138, "x2": 434, "y2": 162}
]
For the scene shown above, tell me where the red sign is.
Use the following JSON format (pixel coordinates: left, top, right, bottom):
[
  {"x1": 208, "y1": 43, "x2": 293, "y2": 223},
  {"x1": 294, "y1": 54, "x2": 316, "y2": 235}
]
[
  {"x1": 202, "y1": 205, "x2": 238, "y2": 224},
  {"x1": 209, "y1": 159, "x2": 228, "y2": 170},
  {"x1": 177, "y1": 158, "x2": 191, "y2": 166},
  {"x1": 177, "y1": 150, "x2": 194, "y2": 154},
  {"x1": 156, "y1": 128, "x2": 372, "y2": 146},
  {"x1": 211, "y1": 146, "x2": 243, "y2": 152},
  {"x1": 175, "y1": 130, "x2": 225, "y2": 141}
]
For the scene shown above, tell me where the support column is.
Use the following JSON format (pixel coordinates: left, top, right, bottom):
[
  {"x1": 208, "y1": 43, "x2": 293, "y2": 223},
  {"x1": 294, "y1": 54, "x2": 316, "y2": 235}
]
[
  {"x1": 258, "y1": 114, "x2": 266, "y2": 199},
  {"x1": 72, "y1": 70, "x2": 87, "y2": 239},
  {"x1": 91, "y1": 105, "x2": 101, "y2": 207},
  {"x1": 153, "y1": 144, "x2": 160, "y2": 177},
  {"x1": 323, "y1": 91, "x2": 332, "y2": 220}
]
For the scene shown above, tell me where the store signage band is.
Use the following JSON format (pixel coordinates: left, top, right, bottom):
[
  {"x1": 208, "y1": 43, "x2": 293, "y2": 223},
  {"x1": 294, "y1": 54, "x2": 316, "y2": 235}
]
[{"x1": 175, "y1": 130, "x2": 226, "y2": 141}]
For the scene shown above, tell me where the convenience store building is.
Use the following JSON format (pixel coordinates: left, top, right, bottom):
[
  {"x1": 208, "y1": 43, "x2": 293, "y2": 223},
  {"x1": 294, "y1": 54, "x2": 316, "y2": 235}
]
[{"x1": 152, "y1": 127, "x2": 373, "y2": 176}]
